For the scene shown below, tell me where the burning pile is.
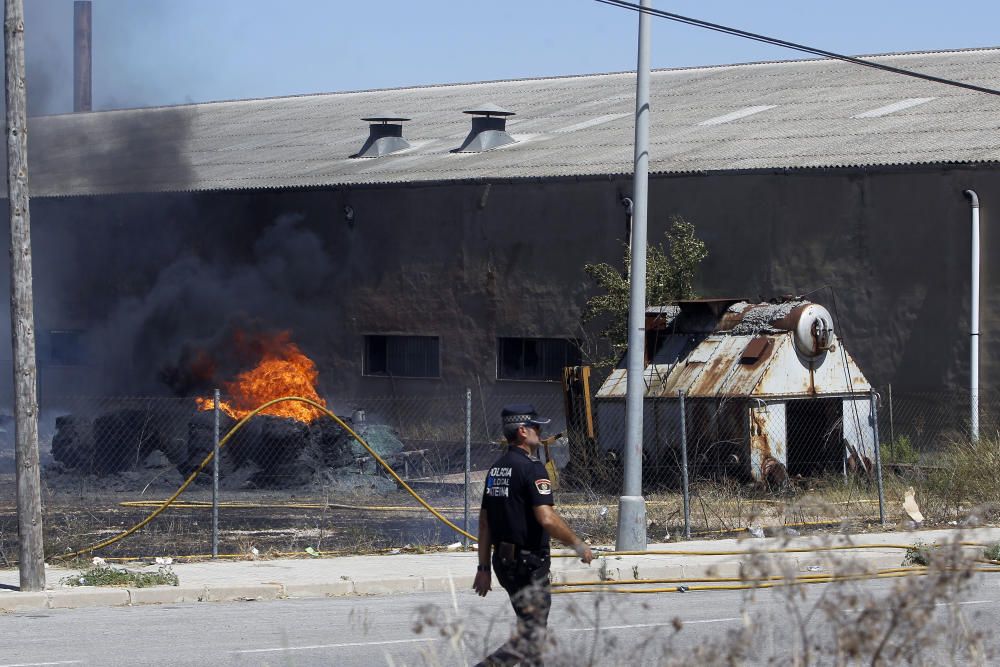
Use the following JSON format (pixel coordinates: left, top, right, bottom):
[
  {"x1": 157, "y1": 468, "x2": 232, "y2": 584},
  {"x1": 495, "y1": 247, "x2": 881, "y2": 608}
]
[
  {"x1": 50, "y1": 331, "x2": 403, "y2": 489},
  {"x1": 194, "y1": 331, "x2": 327, "y2": 422}
]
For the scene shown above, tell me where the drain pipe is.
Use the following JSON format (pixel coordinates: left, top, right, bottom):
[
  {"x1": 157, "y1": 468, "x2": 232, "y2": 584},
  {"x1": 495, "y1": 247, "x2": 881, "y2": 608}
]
[{"x1": 965, "y1": 189, "x2": 980, "y2": 441}]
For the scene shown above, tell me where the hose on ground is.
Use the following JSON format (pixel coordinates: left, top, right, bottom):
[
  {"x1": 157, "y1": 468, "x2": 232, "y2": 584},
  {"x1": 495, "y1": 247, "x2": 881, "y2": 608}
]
[
  {"x1": 53, "y1": 395, "x2": 476, "y2": 561},
  {"x1": 552, "y1": 564, "x2": 1000, "y2": 594},
  {"x1": 50, "y1": 395, "x2": 999, "y2": 565}
]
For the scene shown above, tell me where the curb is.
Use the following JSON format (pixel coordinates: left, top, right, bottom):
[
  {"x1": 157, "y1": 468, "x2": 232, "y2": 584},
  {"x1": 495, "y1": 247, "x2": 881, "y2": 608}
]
[
  {"x1": 0, "y1": 584, "x2": 286, "y2": 612},
  {"x1": 0, "y1": 550, "x2": 915, "y2": 611}
]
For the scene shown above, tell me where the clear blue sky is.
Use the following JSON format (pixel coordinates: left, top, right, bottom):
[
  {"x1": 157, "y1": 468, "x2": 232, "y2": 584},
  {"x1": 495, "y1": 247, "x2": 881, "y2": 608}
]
[{"x1": 23, "y1": 0, "x2": 1000, "y2": 115}]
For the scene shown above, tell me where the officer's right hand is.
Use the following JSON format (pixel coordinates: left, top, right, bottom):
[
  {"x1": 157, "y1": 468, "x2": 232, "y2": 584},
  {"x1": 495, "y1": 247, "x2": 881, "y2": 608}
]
[
  {"x1": 473, "y1": 570, "x2": 492, "y2": 597},
  {"x1": 574, "y1": 541, "x2": 594, "y2": 565}
]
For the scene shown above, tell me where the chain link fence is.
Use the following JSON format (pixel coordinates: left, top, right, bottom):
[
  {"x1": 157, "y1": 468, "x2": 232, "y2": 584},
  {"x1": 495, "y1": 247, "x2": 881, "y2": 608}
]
[{"x1": 0, "y1": 384, "x2": 992, "y2": 562}]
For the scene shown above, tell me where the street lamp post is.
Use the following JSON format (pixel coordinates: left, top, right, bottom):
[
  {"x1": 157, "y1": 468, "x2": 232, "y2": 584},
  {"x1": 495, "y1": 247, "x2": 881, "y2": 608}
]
[{"x1": 617, "y1": 0, "x2": 651, "y2": 552}]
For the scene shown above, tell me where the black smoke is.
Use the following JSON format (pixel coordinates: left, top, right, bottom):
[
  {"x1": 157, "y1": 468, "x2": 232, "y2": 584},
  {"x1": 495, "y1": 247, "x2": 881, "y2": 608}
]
[{"x1": 87, "y1": 212, "x2": 336, "y2": 396}]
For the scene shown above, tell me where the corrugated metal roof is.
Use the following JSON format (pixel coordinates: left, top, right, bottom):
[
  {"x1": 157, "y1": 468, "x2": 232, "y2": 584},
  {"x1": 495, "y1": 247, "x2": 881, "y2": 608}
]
[
  {"x1": 595, "y1": 332, "x2": 871, "y2": 399},
  {"x1": 23, "y1": 47, "x2": 1000, "y2": 197}
]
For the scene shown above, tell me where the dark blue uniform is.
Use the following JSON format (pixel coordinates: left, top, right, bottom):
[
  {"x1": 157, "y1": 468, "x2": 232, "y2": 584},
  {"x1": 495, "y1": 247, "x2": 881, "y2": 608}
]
[{"x1": 479, "y1": 446, "x2": 554, "y2": 666}]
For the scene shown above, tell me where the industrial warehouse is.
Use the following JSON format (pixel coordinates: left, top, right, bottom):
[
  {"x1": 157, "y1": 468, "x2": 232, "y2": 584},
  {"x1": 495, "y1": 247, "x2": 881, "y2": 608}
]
[
  {"x1": 2, "y1": 46, "x2": 997, "y2": 412},
  {"x1": 6, "y1": 4, "x2": 1000, "y2": 665}
]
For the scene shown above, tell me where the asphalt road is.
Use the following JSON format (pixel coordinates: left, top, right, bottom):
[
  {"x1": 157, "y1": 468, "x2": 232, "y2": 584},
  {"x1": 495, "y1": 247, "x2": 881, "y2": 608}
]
[{"x1": 1, "y1": 573, "x2": 998, "y2": 666}]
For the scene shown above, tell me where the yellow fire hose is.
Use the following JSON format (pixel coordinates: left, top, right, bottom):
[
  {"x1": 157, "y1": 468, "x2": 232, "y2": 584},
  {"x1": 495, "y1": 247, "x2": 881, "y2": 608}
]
[
  {"x1": 551, "y1": 565, "x2": 1000, "y2": 595},
  {"x1": 50, "y1": 395, "x2": 999, "y2": 585},
  {"x1": 53, "y1": 395, "x2": 477, "y2": 561}
]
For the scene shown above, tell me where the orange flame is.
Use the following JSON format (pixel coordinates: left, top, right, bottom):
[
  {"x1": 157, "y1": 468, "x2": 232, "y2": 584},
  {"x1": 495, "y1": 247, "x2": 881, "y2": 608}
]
[{"x1": 196, "y1": 332, "x2": 326, "y2": 423}]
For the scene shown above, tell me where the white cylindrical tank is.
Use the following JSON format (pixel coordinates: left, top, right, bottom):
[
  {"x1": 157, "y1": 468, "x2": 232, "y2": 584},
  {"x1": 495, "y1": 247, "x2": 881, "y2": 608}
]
[{"x1": 790, "y1": 303, "x2": 835, "y2": 358}]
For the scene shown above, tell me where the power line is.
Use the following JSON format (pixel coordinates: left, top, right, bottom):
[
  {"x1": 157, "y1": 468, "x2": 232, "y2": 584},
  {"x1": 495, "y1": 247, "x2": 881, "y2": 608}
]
[{"x1": 595, "y1": 0, "x2": 1000, "y2": 97}]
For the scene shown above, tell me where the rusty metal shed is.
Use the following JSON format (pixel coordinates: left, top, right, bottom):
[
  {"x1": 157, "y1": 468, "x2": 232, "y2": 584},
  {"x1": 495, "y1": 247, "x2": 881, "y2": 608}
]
[{"x1": 595, "y1": 299, "x2": 874, "y2": 484}]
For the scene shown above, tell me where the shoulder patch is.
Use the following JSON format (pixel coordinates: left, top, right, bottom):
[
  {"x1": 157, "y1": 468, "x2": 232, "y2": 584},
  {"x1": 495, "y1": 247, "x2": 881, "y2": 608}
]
[{"x1": 534, "y1": 479, "x2": 552, "y2": 495}]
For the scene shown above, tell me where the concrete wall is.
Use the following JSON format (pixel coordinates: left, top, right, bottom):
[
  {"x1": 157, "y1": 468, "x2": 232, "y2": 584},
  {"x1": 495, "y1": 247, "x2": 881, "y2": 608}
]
[{"x1": 1, "y1": 163, "x2": 994, "y2": 409}]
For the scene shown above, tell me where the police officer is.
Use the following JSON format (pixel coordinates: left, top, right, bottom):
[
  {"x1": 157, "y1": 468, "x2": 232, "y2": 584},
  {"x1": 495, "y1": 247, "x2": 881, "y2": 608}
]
[{"x1": 473, "y1": 404, "x2": 594, "y2": 667}]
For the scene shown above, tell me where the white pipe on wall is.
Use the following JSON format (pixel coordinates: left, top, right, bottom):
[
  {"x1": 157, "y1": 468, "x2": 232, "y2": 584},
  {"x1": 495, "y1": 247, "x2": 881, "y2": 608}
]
[{"x1": 965, "y1": 189, "x2": 980, "y2": 441}]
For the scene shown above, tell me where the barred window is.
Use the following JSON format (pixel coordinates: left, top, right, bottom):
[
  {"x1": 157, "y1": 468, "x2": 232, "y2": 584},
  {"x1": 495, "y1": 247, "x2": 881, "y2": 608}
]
[
  {"x1": 364, "y1": 335, "x2": 440, "y2": 378},
  {"x1": 497, "y1": 337, "x2": 581, "y2": 381}
]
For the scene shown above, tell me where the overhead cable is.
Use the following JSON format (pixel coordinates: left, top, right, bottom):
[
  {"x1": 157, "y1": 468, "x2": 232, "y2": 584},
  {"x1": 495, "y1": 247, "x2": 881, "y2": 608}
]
[{"x1": 594, "y1": 0, "x2": 1000, "y2": 97}]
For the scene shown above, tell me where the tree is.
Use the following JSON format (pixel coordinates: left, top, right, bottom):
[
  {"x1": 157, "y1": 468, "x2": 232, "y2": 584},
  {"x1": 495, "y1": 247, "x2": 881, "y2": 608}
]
[{"x1": 582, "y1": 216, "x2": 707, "y2": 367}]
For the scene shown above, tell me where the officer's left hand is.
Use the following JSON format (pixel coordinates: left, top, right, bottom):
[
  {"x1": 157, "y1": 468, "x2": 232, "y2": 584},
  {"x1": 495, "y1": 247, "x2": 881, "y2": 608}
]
[{"x1": 473, "y1": 570, "x2": 492, "y2": 597}]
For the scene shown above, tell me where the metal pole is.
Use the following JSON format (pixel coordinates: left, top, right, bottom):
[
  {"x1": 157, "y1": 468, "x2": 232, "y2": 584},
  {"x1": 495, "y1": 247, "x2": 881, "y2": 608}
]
[
  {"x1": 6, "y1": 0, "x2": 44, "y2": 592},
  {"x1": 617, "y1": 0, "x2": 651, "y2": 552},
  {"x1": 888, "y1": 383, "x2": 894, "y2": 446},
  {"x1": 871, "y1": 391, "x2": 886, "y2": 526},
  {"x1": 679, "y1": 391, "x2": 690, "y2": 539},
  {"x1": 212, "y1": 389, "x2": 220, "y2": 558},
  {"x1": 965, "y1": 190, "x2": 981, "y2": 441},
  {"x1": 464, "y1": 389, "x2": 472, "y2": 549}
]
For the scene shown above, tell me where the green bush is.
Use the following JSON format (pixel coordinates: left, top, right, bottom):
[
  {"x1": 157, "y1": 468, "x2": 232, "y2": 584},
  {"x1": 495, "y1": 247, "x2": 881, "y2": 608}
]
[
  {"x1": 61, "y1": 564, "x2": 178, "y2": 588},
  {"x1": 919, "y1": 433, "x2": 1000, "y2": 520},
  {"x1": 902, "y1": 541, "x2": 937, "y2": 566},
  {"x1": 883, "y1": 434, "x2": 919, "y2": 465}
]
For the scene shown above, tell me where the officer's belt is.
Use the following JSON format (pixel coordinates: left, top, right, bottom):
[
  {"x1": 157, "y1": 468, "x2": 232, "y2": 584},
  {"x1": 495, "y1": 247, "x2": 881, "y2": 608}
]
[{"x1": 494, "y1": 541, "x2": 548, "y2": 561}]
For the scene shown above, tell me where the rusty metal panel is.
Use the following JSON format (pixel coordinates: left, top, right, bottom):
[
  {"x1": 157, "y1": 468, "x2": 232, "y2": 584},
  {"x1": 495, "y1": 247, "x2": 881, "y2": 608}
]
[
  {"x1": 753, "y1": 334, "x2": 814, "y2": 396},
  {"x1": 650, "y1": 333, "x2": 694, "y2": 366},
  {"x1": 685, "y1": 335, "x2": 743, "y2": 395},
  {"x1": 595, "y1": 368, "x2": 627, "y2": 398},
  {"x1": 685, "y1": 335, "x2": 721, "y2": 363},
  {"x1": 842, "y1": 398, "x2": 875, "y2": 470},
  {"x1": 754, "y1": 334, "x2": 871, "y2": 397},
  {"x1": 688, "y1": 335, "x2": 778, "y2": 397},
  {"x1": 648, "y1": 335, "x2": 718, "y2": 397},
  {"x1": 598, "y1": 330, "x2": 871, "y2": 401},
  {"x1": 740, "y1": 336, "x2": 771, "y2": 364},
  {"x1": 749, "y1": 402, "x2": 787, "y2": 484},
  {"x1": 796, "y1": 338, "x2": 871, "y2": 395},
  {"x1": 814, "y1": 344, "x2": 872, "y2": 394}
]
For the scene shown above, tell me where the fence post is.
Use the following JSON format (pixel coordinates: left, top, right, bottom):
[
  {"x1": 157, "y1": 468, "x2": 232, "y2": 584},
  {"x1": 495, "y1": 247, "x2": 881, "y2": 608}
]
[
  {"x1": 212, "y1": 388, "x2": 220, "y2": 558},
  {"x1": 464, "y1": 388, "x2": 472, "y2": 549},
  {"x1": 679, "y1": 390, "x2": 690, "y2": 539},
  {"x1": 871, "y1": 390, "x2": 886, "y2": 527},
  {"x1": 888, "y1": 383, "x2": 894, "y2": 446}
]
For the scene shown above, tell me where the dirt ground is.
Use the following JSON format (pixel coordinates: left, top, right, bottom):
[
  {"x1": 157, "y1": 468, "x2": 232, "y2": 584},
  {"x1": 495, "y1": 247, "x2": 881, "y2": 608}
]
[{"x1": 0, "y1": 449, "x2": 897, "y2": 563}]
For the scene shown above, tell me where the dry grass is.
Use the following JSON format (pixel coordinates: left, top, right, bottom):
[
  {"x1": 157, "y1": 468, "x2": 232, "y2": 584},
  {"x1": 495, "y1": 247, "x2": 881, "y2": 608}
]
[
  {"x1": 411, "y1": 533, "x2": 992, "y2": 665},
  {"x1": 7, "y1": 430, "x2": 1000, "y2": 563}
]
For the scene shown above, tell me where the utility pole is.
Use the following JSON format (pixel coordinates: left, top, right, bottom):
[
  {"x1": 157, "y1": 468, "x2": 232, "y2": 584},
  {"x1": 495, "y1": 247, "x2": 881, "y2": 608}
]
[
  {"x1": 73, "y1": 1, "x2": 92, "y2": 113},
  {"x1": 617, "y1": 0, "x2": 650, "y2": 551},
  {"x1": 5, "y1": 0, "x2": 45, "y2": 591}
]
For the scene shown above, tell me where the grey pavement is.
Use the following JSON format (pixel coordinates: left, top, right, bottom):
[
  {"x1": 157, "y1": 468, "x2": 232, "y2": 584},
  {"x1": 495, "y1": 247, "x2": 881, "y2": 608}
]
[{"x1": 2, "y1": 526, "x2": 999, "y2": 612}]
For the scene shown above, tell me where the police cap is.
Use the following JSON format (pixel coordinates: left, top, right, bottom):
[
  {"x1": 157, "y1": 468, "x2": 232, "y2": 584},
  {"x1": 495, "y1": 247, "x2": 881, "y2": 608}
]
[{"x1": 501, "y1": 403, "x2": 551, "y2": 428}]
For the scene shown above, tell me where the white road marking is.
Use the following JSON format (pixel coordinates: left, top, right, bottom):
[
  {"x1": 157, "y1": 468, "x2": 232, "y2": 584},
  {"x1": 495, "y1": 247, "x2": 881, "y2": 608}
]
[
  {"x1": 233, "y1": 637, "x2": 437, "y2": 654},
  {"x1": 848, "y1": 600, "x2": 993, "y2": 613},
  {"x1": 235, "y1": 616, "x2": 746, "y2": 654},
  {"x1": 0, "y1": 661, "x2": 83, "y2": 667},
  {"x1": 565, "y1": 617, "x2": 740, "y2": 632}
]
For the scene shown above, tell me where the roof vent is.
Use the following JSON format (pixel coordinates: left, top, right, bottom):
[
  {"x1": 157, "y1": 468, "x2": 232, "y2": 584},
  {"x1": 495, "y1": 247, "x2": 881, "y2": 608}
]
[
  {"x1": 453, "y1": 104, "x2": 516, "y2": 153},
  {"x1": 351, "y1": 112, "x2": 411, "y2": 158}
]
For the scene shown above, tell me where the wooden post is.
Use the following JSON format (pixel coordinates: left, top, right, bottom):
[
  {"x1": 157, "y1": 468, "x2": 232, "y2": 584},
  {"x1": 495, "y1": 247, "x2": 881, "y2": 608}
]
[{"x1": 5, "y1": 0, "x2": 45, "y2": 591}]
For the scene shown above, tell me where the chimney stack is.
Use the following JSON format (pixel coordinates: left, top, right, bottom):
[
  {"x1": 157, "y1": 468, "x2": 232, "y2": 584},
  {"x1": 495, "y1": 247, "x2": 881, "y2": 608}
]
[
  {"x1": 73, "y1": 1, "x2": 92, "y2": 112},
  {"x1": 351, "y1": 112, "x2": 412, "y2": 158},
  {"x1": 453, "y1": 104, "x2": 516, "y2": 153}
]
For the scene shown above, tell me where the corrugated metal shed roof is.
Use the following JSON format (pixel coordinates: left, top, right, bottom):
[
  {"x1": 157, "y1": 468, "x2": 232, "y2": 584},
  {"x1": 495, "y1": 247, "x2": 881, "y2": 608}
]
[
  {"x1": 596, "y1": 332, "x2": 871, "y2": 398},
  {"x1": 23, "y1": 47, "x2": 1000, "y2": 197}
]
